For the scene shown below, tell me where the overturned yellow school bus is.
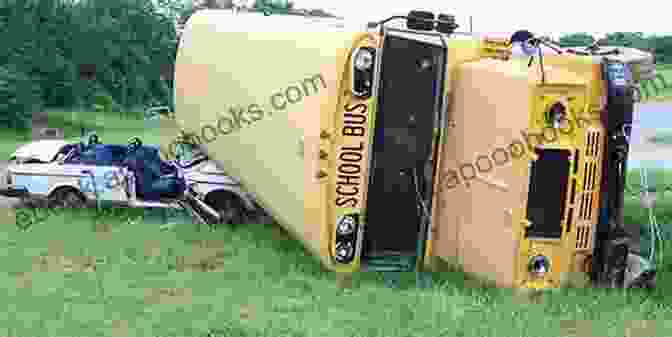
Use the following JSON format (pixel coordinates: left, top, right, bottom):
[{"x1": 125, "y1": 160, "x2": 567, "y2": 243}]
[{"x1": 170, "y1": 9, "x2": 653, "y2": 288}]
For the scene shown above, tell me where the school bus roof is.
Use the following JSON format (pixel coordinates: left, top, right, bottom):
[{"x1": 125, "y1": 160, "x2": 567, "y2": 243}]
[{"x1": 190, "y1": 9, "x2": 358, "y2": 32}]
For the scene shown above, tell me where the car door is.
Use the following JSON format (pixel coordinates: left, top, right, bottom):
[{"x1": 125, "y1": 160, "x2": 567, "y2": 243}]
[
  {"x1": 65, "y1": 146, "x2": 128, "y2": 202},
  {"x1": 76, "y1": 165, "x2": 128, "y2": 202}
]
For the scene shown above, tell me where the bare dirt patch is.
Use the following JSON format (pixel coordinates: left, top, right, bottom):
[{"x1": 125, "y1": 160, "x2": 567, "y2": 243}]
[
  {"x1": 143, "y1": 287, "x2": 193, "y2": 305},
  {"x1": 174, "y1": 239, "x2": 229, "y2": 272},
  {"x1": 143, "y1": 239, "x2": 162, "y2": 258},
  {"x1": 624, "y1": 320, "x2": 658, "y2": 337},
  {"x1": 31, "y1": 250, "x2": 97, "y2": 273},
  {"x1": 560, "y1": 320, "x2": 594, "y2": 337},
  {"x1": 109, "y1": 319, "x2": 129, "y2": 337},
  {"x1": 239, "y1": 304, "x2": 254, "y2": 320},
  {"x1": 13, "y1": 271, "x2": 33, "y2": 289},
  {"x1": 94, "y1": 222, "x2": 113, "y2": 240}
]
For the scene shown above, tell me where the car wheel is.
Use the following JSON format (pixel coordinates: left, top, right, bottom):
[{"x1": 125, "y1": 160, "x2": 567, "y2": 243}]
[
  {"x1": 628, "y1": 275, "x2": 656, "y2": 289},
  {"x1": 252, "y1": 210, "x2": 275, "y2": 225},
  {"x1": 205, "y1": 192, "x2": 249, "y2": 227},
  {"x1": 48, "y1": 188, "x2": 86, "y2": 209}
]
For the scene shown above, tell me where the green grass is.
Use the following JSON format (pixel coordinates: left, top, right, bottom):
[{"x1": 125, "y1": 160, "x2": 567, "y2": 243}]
[
  {"x1": 657, "y1": 65, "x2": 672, "y2": 98},
  {"x1": 0, "y1": 170, "x2": 669, "y2": 336},
  {"x1": 1, "y1": 110, "x2": 672, "y2": 336},
  {"x1": 0, "y1": 108, "x2": 163, "y2": 158},
  {"x1": 0, "y1": 206, "x2": 671, "y2": 337},
  {"x1": 642, "y1": 64, "x2": 672, "y2": 101}
]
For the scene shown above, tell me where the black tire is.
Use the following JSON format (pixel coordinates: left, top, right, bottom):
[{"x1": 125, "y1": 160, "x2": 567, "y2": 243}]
[
  {"x1": 251, "y1": 207, "x2": 275, "y2": 225},
  {"x1": 205, "y1": 192, "x2": 250, "y2": 227},
  {"x1": 627, "y1": 271, "x2": 657, "y2": 289},
  {"x1": 48, "y1": 188, "x2": 86, "y2": 209},
  {"x1": 407, "y1": 10, "x2": 434, "y2": 31}
]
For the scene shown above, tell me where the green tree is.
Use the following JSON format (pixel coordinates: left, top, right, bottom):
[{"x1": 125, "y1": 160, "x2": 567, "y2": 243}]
[
  {"x1": 0, "y1": 65, "x2": 41, "y2": 129},
  {"x1": 0, "y1": 0, "x2": 182, "y2": 127},
  {"x1": 651, "y1": 36, "x2": 672, "y2": 64},
  {"x1": 557, "y1": 33, "x2": 595, "y2": 47},
  {"x1": 602, "y1": 32, "x2": 651, "y2": 51}
]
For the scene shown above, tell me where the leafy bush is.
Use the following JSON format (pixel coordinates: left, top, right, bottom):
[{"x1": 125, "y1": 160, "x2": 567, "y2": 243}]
[
  {"x1": 92, "y1": 92, "x2": 116, "y2": 113},
  {"x1": 0, "y1": 0, "x2": 181, "y2": 117},
  {"x1": 0, "y1": 64, "x2": 41, "y2": 130}
]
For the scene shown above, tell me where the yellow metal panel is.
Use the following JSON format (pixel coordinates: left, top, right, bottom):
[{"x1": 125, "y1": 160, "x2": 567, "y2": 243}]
[{"x1": 173, "y1": 9, "x2": 375, "y2": 270}]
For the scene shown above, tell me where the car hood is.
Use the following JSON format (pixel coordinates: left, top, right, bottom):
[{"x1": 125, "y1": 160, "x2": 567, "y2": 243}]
[
  {"x1": 10, "y1": 139, "x2": 75, "y2": 162},
  {"x1": 184, "y1": 161, "x2": 240, "y2": 185},
  {"x1": 196, "y1": 161, "x2": 227, "y2": 175},
  {"x1": 6, "y1": 162, "x2": 113, "y2": 177}
]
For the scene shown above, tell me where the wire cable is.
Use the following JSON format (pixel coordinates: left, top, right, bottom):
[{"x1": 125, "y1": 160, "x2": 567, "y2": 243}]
[
  {"x1": 413, "y1": 168, "x2": 431, "y2": 226},
  {"x1": 640, "y1": 165, "x2": 663, "y2": 265}
]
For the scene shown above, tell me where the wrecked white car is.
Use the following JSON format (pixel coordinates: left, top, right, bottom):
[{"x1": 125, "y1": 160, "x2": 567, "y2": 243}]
[{"x1": 0, "y1": 136, "x2": 263, "y2": 225}]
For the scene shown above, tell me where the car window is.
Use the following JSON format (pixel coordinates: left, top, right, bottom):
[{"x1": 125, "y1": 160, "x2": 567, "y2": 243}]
[
  {"x1": 176, "y1": 143, "x2": 209, "y2": 168},
  {"x1": 63, "y1": 144, "x2": 128, "y2": 166},
  {"x1": 69, "y1": 146, "x2": 97, "y2": 164},
  {"x1": 53, "y1": 144, "x2": 77, "y2": 162},
  {"x1": 93, "y1": 145, "x2": 128, "y2": 166}
]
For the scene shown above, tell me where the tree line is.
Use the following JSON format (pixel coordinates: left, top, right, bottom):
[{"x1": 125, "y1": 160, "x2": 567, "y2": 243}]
[
  {"x1": 0, "y1": 0, "x2": 667, "y2": 130},
  {"x1": 557, "y1": 32, "x2": 672, "y2": 64},
  {"x1": 0, "y1": 0, "x2": 333, "y2": 129},
  {"x1": 0, "y1": 0, "x2": 183, "y2": 129}
]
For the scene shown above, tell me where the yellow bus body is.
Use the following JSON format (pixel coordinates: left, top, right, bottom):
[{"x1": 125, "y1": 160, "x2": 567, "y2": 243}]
[{"x1": 170, "y1": 10, "x2": 644, "y2": 289}]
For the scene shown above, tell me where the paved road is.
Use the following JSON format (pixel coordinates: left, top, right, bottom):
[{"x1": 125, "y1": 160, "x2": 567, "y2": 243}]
[
  {"x1": 629, "y1": 102, "x2": 672, "y2": 169},
  {"x1": 634, "y1": 102, "x2": 672, "y2": 129}
]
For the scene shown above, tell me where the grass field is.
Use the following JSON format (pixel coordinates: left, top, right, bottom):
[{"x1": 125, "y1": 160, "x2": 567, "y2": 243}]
[
  {"x1": 645, "y1": 64, "x2": 672, "y2": 101},
  {"x1": 0, "y1": 205, "x2": 670, "y2": 337},
  {"x1": 0, "y1": 111, "x2": 671, "y2": 336},
  {"x1": 0, "y1": 108, "x2": 161, "y2": 159}
]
